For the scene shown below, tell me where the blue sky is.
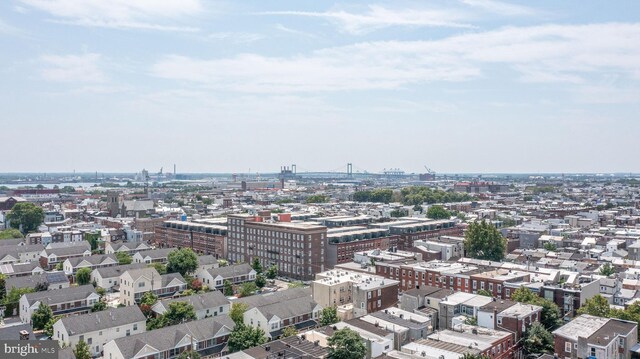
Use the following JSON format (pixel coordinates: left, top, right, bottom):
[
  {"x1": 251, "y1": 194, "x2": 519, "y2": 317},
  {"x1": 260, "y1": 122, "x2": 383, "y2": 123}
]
[{"x1": 1, "y1": 0, "x2": 639, "y2": 174}]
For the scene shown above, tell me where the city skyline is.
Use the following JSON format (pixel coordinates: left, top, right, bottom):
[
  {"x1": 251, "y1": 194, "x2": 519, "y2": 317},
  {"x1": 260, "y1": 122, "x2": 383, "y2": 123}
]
[{"x1": 1, "y1": 0, "x2": 639, "y2": 173}]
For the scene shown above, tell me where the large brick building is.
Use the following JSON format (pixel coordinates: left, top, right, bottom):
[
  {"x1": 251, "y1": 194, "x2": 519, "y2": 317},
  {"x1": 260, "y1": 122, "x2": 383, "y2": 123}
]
[
  {"x1": 326, "y1": 226, "x2": 400, "y2": 267},
  {"x1": 226, "y1": 213, "x2": 327, "y2": 281},
  {"x1": 154, "y1": 220, "x2": 226, "y2": 258}
]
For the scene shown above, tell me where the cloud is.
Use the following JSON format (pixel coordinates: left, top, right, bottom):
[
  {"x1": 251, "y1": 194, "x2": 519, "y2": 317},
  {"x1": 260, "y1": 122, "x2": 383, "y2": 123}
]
[
  {"x1": 40, "y1": 53, "x2": 106, "y2": 83},
  {"x1": 460, "y1": 0, "x2": 537, "y2": 16},
  {"x1": 150, "y1": 23, "x2": 640, "y2": 94},
  {"x1": 208, "y1": 32, "x2": 265, "y2": 43},
  {"x1": 274, "y1": 24, "x2": 319, "y2": 39},
  {"x1": 259, "y1": 5, "x2": 473, "y2": 34},
  {"x1": 0, "y1": 18, "x2": 21, "y2": 35},
  {"x1": 19, "y1": 0, "x2": 203, "y2": 32}
]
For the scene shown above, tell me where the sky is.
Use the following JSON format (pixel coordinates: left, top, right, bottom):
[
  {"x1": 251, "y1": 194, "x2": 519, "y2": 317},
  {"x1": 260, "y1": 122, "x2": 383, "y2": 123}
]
[{"x1": 1, "y1": 0, "x2": 639, "y2": 174}]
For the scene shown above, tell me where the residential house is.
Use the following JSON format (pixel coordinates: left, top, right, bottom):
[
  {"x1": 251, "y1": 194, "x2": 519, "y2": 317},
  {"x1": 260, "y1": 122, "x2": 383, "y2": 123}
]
[
  {"x1": 151, "y1": 291, "x2": 230, "y2": 320},
  {"x1": 5, "y1": 271, "x2": 69, "y2": 295},
  {"x1": 477, "y1": 300, "x2": 543, "y2": 344},
  {"x1": 132, "y1": 248, "x2": 175, "y2": 264},
  {"x1": 40, "y1": 242, "x2": 92, "y2": 269},
  {"x1": 0, "y1": 244, "x2": 44, "y2": 264},
  {"x1": 0, "y1": 261, "x2": 44, "y2": 277},
  {"x1": 195, "y1": 263, "x2": 256, "y2": 291},
  {"x1": 104, "y1": 242, "x2": 150, "y2": 255},
  {"x1": 63, "y1": 254, "x2": 118, "y2": 276},
  {"x1": 119, "y1": 267, "x2": 186, "y2": 306},
  {"x1": 103, "y1": 315, "x2": 235, "y2": 359},
  {"x1": 553, "y1": 314, "x2": 638, "y2": 359},
  {"x1": 53, "y1": 306, "x2": 146, "y2": 356},
  {"x1": 90, "y1": 263, "x2": 146, "y2": 291},
  {"x1": 360, "y1": 308, "x2": 433, "y2": 349},
  {"x1": 19, "y1": 285, "x2": 99, "y2": 323}
]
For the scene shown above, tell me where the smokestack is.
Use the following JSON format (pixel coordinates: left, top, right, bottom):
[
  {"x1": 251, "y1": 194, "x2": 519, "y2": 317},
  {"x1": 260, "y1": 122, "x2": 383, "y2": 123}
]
[{"x1": 174, "y1": 164, "x2": 176, "y2": 176}]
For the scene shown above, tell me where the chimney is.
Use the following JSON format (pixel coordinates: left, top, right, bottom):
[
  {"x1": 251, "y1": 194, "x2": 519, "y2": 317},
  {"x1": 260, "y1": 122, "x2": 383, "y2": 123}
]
[{"x1": 19, "y1": 330, "x2": 30, "y2": 340}]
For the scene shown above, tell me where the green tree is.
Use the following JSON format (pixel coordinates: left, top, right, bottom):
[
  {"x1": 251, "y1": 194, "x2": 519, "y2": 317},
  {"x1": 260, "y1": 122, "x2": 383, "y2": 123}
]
[
  {"x1": 266, "y1": 265, "x2": 278, "y2": 279},
  {"x1": 255, "y1": 274, "x2": 266, "y2": 289},
  {"x1": 146, "y1": 316, "x2": 167, "y2": 330},
  {"x1": 463, "y1": 220, "x2": 507, "y2": 261},
  {"x1": 464, "y1": 316, "x2": 478, "y2": 325},
  {"x1": 140, "y1": 291, "x2": 158, "y2": 306},
  {"x1": 281, "y1": 326, "x2": 298, "y2": 338},
  {"x1": 288, "y1": 281, "x2": 305, "y2": 289},
  {"x1": 55, "y1": 262, "x2": 63, "y2": 270},
  {"x1": 426, "y1": 205, "x2": 451, "y2": 220},
  {"x1": 251, "y1": 258, "x2": 263, "y2": 274},
  {"x1": 116, "y1": 252, "x2": 132, "y2": 265},
  {"x1": 0, "y1": 228, "x2": 24, "y2": 240},
  {"x1": 43, "y1": 315, "x2": 60, "y2": 338},
  {"x1": 228, "y1": 324, "x2": 267, "y2": 352},
  {"x1": 85, "y1": 232, "x2": 101, "y2": 251},
  {"x1": 320, "y1": 306, "x2": 339, "y2": 326},
  {"x1": 96, "y1": 287, "x2": 106, "y2": 298},
  {"x1": 32, "y1": 302, "x2": 53, "y2": 330},
  {"x1": 599, "y1": 263, "x2": 616, "y2": 276},
  {"x1": 217, "y1": 259, "x2": 229, "y2": 267},
  {"x1": 476, "y1": 289, "x2": 493, "y2": 297},
  {"x1": 223, "y1": 280, "x2": 234, "y2": 296},
  {"x1": 230, "y1": 302, "x2": 248, "y2": 325},
  {"x1": 523, "y1": 322, "x2": 554, "y2": 356},
  {"x1": 73, "y1": 339, "x2": 92, "y2": 359},
  {"x1": 327, "y1": 328, "x2": 366, "y2": 359},
  {"x1": 177, "y1": 350, "x2": 200, "y2": 359},
  {"x1": 149, "y1": 262, "x2": 167, "y2": 274},
  {"x1": 91, "y1": 301, "x2": 107, "y2": 312},
  {"x1": 543, "y1": 242, "x2": 557, "y2": 251},
  {"x1": 306, "y1": 195, "x2": 329, "y2": 204},
  {"x1": 6, "y1": 202, "x2": 45, "y2": 233},
  {"x1": 163, "y1": 302, "x2": 196, "y2": 326},
  {"x1": 167, "y1": 248, "x2": 199, "y2": 276},
  {"x1": 239, "y1": 282, "x2": 257, "y2": 297},
  {"x1": 76, "y1": 267, "x2": 92, "y2": 285},
  {"x1": 390, "y1": 209, "x2": 408, "y2": 218},
  {"x1": 577, "y1": 295, "x2": 611, "y2": 317}
]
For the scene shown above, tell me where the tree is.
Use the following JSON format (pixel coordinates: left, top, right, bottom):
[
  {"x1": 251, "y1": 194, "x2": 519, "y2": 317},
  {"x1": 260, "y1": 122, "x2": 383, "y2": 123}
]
[
  {"x1": 327, "y1": 328, "x2": 366, "y2": 359},
  {"x1": 306, "y1": 195, "x2": 329, "y2": 204},
  {"x1": 320, "y1": 306, "x2": 339, "y2": 326},
  {"x1": 543, "y1": 242, "x2": 557, "y2": 251},
  {"x1": 251, "y1": 258, "x2": 263, "y2": 274},
  {"x1": 228, "y1": 324, "x2": 267, "y2": 352},
  {"x1": 140, "y1": 291, "x2": 158, "y2": 317},
  {"x1": 464, "y1": 316, "x2": 478, "y2": 325},
  {"x1": 92, "y1": 301, "x2": 107, "y2": 312},
  {"x1": 55, "y1": 262, "x2": 63, "y2": 270},
  {"x1": 149, "y1": 262, "x2": 167, "y2": 274},
  {"x1": 85, "y1": 232, "x2": 101, "y2": 251},
  {"x1": 288, "y1": 281, "x2": 305, "y2": 289},
  {"x1": 239, "y1": 282, "x2": 257, "y2": 297},
  {"x1": 390, "y1": 209, "x2": 408, "y2": 218},
  {"x1": 164, "y1": 302, "x2": 196, "y2": 326},
  {"x1": 43, "y1": 315, "x2": 60, "y2": 338},
  {"x1": 224, "y1": 280, "x2": 234, "y2": 296},
  {"x1": 426, "y1": 205, "x2": 451, "y2": 220},
  {"x1": 463, "y1": 221, "x2": 507, "y2": 261},
  {"x1": 76, "y1": 267, "x2": 92, "y2": 285},
  {"x1": 73, "y1": 339, "x2": 92, "y2": 359},
  {"x1": 523, "y1": 322, "x2": 554, "y2": 356},
  {"x1": 167, "y1": 248, "x2": 199, "y2": 277},
  {"x1": 217, "y1": 259, "x2": 228, "y2": 267},
  {"x1": 116, "y1": 252, "x2": 132, "y2": 265},
  {"x1": 32, "y1": 301, "x2": 53, "y2": 330},
  {"x1": 0, "y1": 228, "x2": 24, "y2": 240},
  {"x1": 177, "y1": 350, "x2": 200, "y2": 359},
  {"x1": 6, "y1": 202, "x2": 44, "y2": 233},
  {"x1": 34, "y1": 281, "x2": 49, "y2": 292},
  {"x1": 255, "y1": 274, "x2": 266, "y2": 289},
  {"x1": 477, "y1": 289, "x2": 493, "y2": 297},
  {"x1": 230, "y1": 302, "x2": 248, "y2": 325},
  {"x1": 96, "y1": 287, "x2": 106, "y2": 298},
  {"x1": 281, "y1": 326, "x2": 298, "y2": 338},
  {"x1": 599, "y1": 263, "x2": 616, "y2": 276},
  {"x1": 578, "y1": 295, "x2": 611, "y2": 317},
  {"x1": 266, "y1": 265, "x2": 278, "y2": 279}
]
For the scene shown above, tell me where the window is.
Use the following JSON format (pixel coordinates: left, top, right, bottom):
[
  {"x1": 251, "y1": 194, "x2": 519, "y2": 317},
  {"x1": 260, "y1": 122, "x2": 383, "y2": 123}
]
[
  {"x1": 377, "y1": 299, "x2": 381, "y2": 307},
  {"x1": 565, "y1": 342, "x2": 572, "y2": 353},
  {"x1": 480, "y1": 282, "x2": 485, "y2": 290},
  {"x1": 497, "y1": 317, "x2": 502, "y2": 325},
  {"x1": 133, "y1": 324, "x2": 138, "y2": 331},
  {"x1": 126, "y1": 330, "x2": 130, "y2": 336},
  {"x1": 99, "y1": 331, "x2": 102, "y2": 336},
  {"x1": 590, "y1": 348, "x2": 596, "y2": 357},
  {"x1": 87, "y1": 338, "x2": 92, "y2": 345},
  {"x1": 489, "y1": 283, "x2": 493, "y2": 291},
  {"x1": 473, "y1": 280, "x2": 477, "y2": 289},
  {"x1": 506, "y1": 289, "x2": 510, "y2": 297}
]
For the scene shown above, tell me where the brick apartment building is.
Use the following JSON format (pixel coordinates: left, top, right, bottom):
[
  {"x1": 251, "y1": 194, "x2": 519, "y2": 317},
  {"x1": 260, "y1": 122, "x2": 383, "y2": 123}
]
[
  {"x1": 154, "y1": 220, "x2": 226, "y2": 258},
  {"x1": 326, "y1": 227, "x2": 400, "y2": 267},
  {"x1": 227, "y1": 212, "x2": 327, "y2": 281},
  {"x1": 370, "y1": 219, "x2": 462, "y2": 249}
]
